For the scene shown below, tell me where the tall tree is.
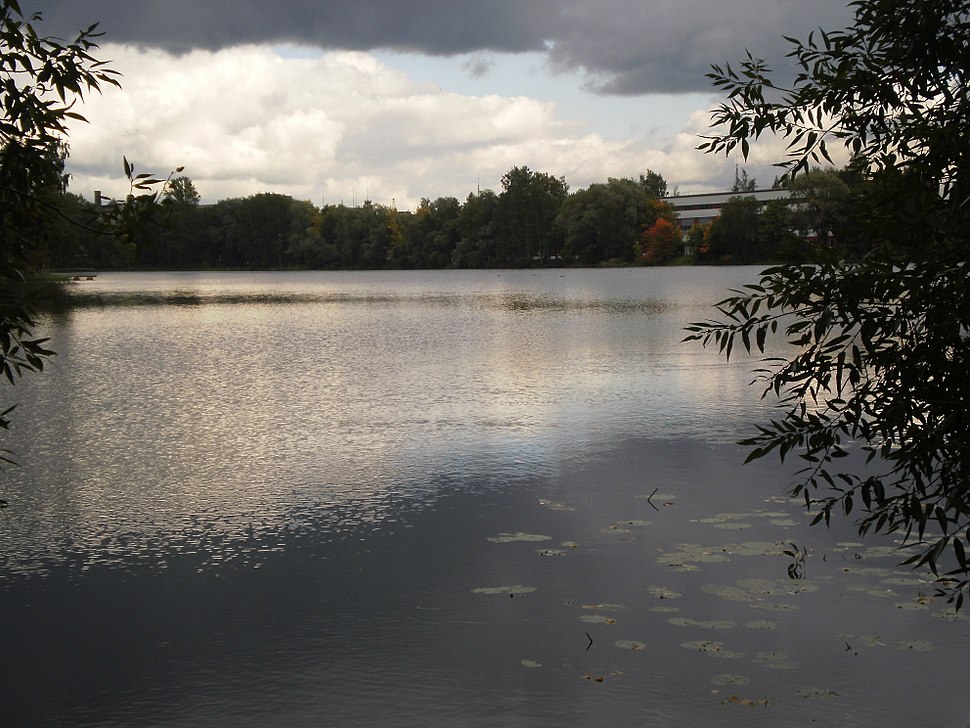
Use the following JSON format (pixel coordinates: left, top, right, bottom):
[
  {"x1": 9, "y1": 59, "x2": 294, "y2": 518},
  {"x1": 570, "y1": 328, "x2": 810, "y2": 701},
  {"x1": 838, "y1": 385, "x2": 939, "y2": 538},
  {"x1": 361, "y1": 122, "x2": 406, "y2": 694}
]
[
  {"x1": 494, "y1": 166, "x2": 568, "y2": 265},
  {"x1": 732, "y1": 167, "x2": 757, "y2": 192},
  {"x1": 690, "y1": 0, "x2": 970, "y2": 604},
  {"x1": 788, "y1": 169, "x2": 851, "y2": 247},
  {"x1": 638, "y1": 169, "x2": 668, "y2": 199},
  {"x1": 697, "y1": 195, "x2": 761, "y2": 263},
  {"x1": 453, "y1": 189, "x2": 499, "y2": 268},
  {"x1": 164, "y1": 176, "x2": 201, "y2": 207}
]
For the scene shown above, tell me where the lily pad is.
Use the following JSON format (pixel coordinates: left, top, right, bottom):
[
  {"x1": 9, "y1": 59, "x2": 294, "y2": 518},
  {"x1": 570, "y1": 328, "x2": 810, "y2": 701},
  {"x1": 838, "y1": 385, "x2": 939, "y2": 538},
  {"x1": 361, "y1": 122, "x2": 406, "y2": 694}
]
[
  {"x1": 748, "y1": 602, "x2": 799, "y2": 612},
  {"x1": 615, "y1": 640, "x2": 646, "y2": 651},
  {"x1": 657, "y1": 544, "x2": 730, "y2": 567},
  {"x1": 711, "y1": 674, "x2": 751, "y2": 686},
  {"x1": 933, "y1": 609, "x2": 970, "y2": 623},
  {"x1": 753, "y1": 651, "x2": 799, "y2": 670},
  {"x1": 637, "y1": 492, "x2": 677, "y2": 502},
  {"x1": 472, "y1": 585, "x2": 537, "y2": 596},
  {"x1": 487, "y1": 532, "x2": 551, "y2": 543},
  {"x1": 681, "y1": 640, "x2": 745, "y2": 659},
  {"x1": 537, "y1": 499, "x2": 575, "y2": 512},
  {"x1": 839, "y1": 633, "x2": 885, "y2": 648},
  {"x1": 894, "y1": 600, "x2": 931, "y2": 611},
  {"x1": 796, "y1": 687, "x2": 840, "y2": 700},
  {"x1": 536, "y1": 548, "x2": 568, "y2": 557},
  {"x1": 579, "y1": 614, "x2": 617, "y2": 625},
  {"x1": 744, "y1": 619, "x2": 778, "y2": 630},
  {"x1": 668, "y1": 617, "x2": 735, "y2": 629},
  {"x1": 894, "y1": 639, "x2": 933, "y2": 651},
  {"x1": 520, "y1": 659, "x2": 542, "y2": 668},
  {"x1": 725, "y1": 541, "x2": 789, "y2": 557},
  {"x1": 723, "y1": 695, "x2": 770, "y2": 707},
  {"x1": 647, "y1": 586, "x2": 682, "y2": 599}
]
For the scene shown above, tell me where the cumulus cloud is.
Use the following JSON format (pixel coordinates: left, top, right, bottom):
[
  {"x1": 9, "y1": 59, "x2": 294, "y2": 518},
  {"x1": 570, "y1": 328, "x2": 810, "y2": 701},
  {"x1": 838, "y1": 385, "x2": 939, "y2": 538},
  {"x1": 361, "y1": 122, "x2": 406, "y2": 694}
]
[
  {"x1": 35, "y1": 0, "x2": 852, "y2": 94},
  {"x1": 64, "y1": 45, "x2": 724, "y2": 207}
]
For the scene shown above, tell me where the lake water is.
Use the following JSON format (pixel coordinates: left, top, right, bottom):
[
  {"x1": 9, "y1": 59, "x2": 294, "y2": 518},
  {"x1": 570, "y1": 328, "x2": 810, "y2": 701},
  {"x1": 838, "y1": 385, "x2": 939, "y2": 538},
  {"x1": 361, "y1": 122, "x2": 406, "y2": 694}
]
[{"x1": 1, "y1": 268, "x2": 967, "y2": 726}]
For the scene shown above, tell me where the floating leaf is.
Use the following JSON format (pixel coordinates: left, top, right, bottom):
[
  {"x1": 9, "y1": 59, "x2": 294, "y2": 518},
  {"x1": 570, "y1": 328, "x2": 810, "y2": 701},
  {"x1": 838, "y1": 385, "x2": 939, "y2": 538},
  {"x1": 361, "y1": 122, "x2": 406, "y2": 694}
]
[
  {"x1": 711, "y1": 674, "x2": 750, "y2": 686},
  {"x1": 723, "y1": 695, "x2": 769, "y2": 707},
  {"x1": 520, "y1": 659, "x2": 542, "y2": 669},
  {"x1": 602, "y1": 526, "x2": 632, "y2": 535},
  {"x1": 472, "y1": 585, "x2": 536, "y2": 595},
  {"x1": 933, "y1": 609, "x2": 970, "y2": 623},
  {"x1": 703, "y1": 585, "x2": 752, "y2": 602},
  {"x1": 894, "y1": 601, "x2": 931, "y2": 611},
  {"x1": 647, "y1": 586, "x2": 682, "y2": 599},
  {"x1": 681, "y1": 641, "x2": 745, "y2": 659},
  {"x1": 537, "y1": 499, "x2": 575, "y2": 511},
  {"x1": 748, "y1": 602, "x2": 799, "y2": 612},
  {"x1": 615, "y1": 640, "x2": 646, "y2": 651},
  {"x1": 753, "y1": 651, "x2": 799, "y2": 669},
  {"x1": 579, "y1": 614, "x2": 616, "y2": 625},
  {"x1": 536, "y1": 549, "x2": 568, "y2": 557},
  {"x1": 668, "y1": 617, "x2": 735, "y2": 629},
  {"x1": 893, "y1": 640, "x2": 933, "y2": 652},
  {"x1": 657, "y1": 543, "x2": 731, "y2": 566},
  {"x1": 487, "y1": 532, "x2": 551, "y2": 543},
  {"x1": 744, "y1": 619, "x2": 778, "y2": 630},
  {"x1": 796, "y1": 687, "x2": 840, "y2": 700}
]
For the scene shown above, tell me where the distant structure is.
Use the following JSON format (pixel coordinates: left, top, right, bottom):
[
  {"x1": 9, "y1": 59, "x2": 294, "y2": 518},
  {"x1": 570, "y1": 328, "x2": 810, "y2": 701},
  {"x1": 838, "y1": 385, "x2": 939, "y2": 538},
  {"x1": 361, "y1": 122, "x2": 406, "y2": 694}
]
[{"x1": 663, "y1": 188, "x2": 794, "y2": 232}]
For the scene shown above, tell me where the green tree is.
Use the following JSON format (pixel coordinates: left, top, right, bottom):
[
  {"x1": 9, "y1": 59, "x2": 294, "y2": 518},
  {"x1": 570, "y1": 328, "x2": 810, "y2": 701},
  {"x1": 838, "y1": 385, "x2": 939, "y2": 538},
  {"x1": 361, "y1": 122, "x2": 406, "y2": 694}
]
[
  {"x1": 558, "y1": 178, "x2": 662, "y2": 265},
  {"x1": 788, "y1": 169, "x2": 851, "y2": 247},
  {"x1": 404, "y1": 196, "x2": 461, "y2": 268},
  {"x1": 697, "y1": 195, "x2": 761, "y2": 263},
  {"x1": 731, "y1": 167, "x2": 757, "y2": 193},
  {"x1": 164, "y1": 175, "x2": 201, "y2": 207},
  {"x1": 756, "y1": 198, "x2": 801, "y2": 260},
  {"x1": 0, "y1": 0, "x2": 119, "y2": 463},
  {"x1": 639, "y1": 169, "x2": 668, "y2": 199},
  {"x1": 690, "y1": 0, "x2": 970, "y2": 605},
  {"x1": 494, "y1": 166, "x2": 568, "y2": 265},
  {"x1": 453, "y1": 189, "x2": 499, "y2": 268}
]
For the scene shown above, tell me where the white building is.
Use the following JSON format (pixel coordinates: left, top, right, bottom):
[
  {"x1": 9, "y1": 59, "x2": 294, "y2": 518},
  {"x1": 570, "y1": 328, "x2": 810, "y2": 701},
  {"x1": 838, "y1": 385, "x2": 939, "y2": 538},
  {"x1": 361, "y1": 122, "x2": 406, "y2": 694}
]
[{"x1": 663, "y1": 188, "x2": 795, "y2": 232}]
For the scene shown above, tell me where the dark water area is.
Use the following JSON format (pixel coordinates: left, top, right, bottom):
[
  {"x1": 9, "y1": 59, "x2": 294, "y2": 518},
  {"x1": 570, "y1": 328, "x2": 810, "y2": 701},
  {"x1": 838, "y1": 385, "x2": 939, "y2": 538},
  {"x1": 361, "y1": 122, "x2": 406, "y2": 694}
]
[{"x1": 1, "y1": 269, "x2": 968, "y2": 726}]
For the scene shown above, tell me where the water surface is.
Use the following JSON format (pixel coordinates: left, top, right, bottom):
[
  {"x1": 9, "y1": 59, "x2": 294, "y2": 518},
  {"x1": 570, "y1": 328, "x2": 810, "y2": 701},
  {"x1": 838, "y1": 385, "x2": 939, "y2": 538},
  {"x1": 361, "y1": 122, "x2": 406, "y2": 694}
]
[{"x1": 1, "y1": 269, "x2": 966, "y2": 726}]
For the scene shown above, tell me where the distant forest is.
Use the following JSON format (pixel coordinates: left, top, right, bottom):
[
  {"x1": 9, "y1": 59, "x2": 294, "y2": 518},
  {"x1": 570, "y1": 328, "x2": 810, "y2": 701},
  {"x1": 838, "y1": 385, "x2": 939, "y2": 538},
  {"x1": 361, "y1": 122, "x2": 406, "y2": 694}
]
[{"x1": 43, "y1": 165, "x2": 861, "y2": 271}]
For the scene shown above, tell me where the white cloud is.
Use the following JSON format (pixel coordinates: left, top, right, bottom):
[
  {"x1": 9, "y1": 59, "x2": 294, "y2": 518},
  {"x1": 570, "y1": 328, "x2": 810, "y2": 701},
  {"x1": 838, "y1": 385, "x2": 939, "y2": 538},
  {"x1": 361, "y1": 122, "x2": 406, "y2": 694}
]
[{"x1": 65, "y1": 44, "x2": 788, "y2": 209}]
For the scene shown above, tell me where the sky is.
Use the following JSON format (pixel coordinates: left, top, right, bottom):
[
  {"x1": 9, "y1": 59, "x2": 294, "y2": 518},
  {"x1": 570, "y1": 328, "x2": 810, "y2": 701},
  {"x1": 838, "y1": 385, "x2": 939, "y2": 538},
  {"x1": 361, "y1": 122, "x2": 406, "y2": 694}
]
[{"x1": 31, "y1": 1, "x2": 853, "y2": 209}]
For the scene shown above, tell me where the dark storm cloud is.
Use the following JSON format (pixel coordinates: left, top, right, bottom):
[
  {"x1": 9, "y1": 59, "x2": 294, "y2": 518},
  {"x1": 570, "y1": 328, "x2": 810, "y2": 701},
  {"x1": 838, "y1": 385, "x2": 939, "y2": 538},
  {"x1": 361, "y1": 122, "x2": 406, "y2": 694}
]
[
  {"x1": 31, "y1": 1, "x2": 557, "y2": 54},
  {"x1": 31, "y1": 0, "x2": 852, "y2": 94}
]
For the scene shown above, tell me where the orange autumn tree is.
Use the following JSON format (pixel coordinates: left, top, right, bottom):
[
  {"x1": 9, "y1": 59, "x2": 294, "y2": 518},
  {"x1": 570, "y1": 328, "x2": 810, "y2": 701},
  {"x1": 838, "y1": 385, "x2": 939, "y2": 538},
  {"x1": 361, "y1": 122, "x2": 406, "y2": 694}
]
[{"x1": 640, "y1": 216, "x2": 682, "y2": 264}]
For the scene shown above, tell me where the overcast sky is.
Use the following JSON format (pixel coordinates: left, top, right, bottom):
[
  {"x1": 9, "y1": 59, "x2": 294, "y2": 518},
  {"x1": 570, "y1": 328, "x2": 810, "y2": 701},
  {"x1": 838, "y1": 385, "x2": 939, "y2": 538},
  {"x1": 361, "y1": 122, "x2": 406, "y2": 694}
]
[{"x1": 32, "y1": 0, "x2": 852, "y2": 208}]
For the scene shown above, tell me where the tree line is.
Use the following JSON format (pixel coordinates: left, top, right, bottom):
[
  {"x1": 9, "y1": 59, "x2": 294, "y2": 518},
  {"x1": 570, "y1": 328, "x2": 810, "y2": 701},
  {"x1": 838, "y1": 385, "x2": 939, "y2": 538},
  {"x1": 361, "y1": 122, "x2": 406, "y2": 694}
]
[
  {"x1": 43, "y1": 161, "x2": 868, "y2": 271},
  {"x1": 44, "y1": 167, "x2": 676, "y2": 270}
]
